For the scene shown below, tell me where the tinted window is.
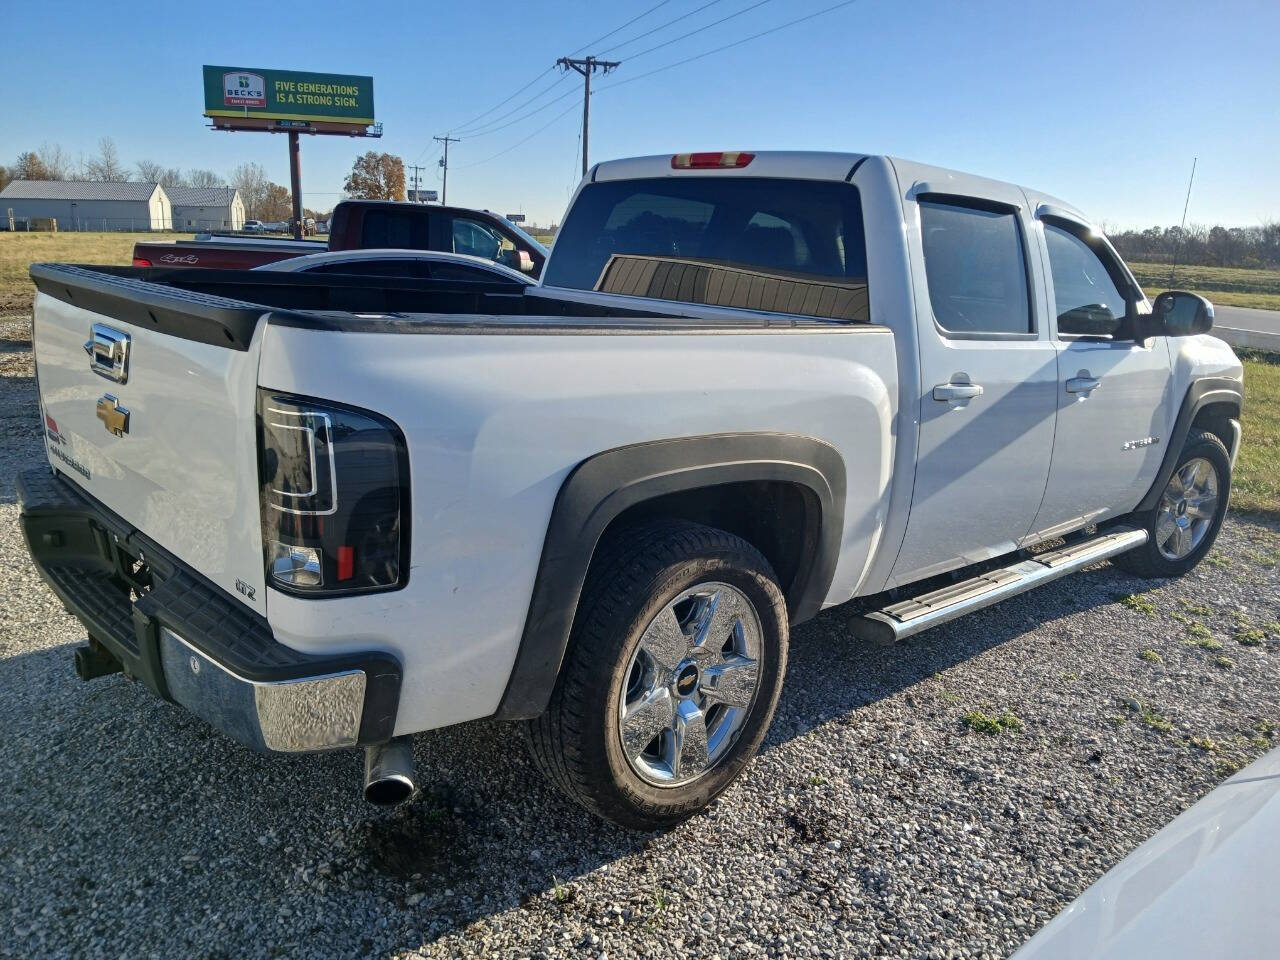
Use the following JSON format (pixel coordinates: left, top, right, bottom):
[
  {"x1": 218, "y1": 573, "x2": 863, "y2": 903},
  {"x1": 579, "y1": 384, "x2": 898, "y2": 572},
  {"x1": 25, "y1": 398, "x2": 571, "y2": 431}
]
[
  {"x1": 1043, "y1": 223, "x2": 1129, "y2": 337},
  {"x1": 360, "y1": 210, "x2": 431, "y2": 250},
  {"x1": 544, "y1": 178, "x2": 869, "y2": 321},
  {"x1": 307, "y1": 259, "x2": 432, "y2": 278},
  {"x1": 919, "y1": 201, "x2": 1030, "y2": 335},
  {"x1": 451, "y1": 217, "x2": 513, "y2": 262},
  {"x1": 431, "y1": 262, "x2": 515, "y2": 283}
]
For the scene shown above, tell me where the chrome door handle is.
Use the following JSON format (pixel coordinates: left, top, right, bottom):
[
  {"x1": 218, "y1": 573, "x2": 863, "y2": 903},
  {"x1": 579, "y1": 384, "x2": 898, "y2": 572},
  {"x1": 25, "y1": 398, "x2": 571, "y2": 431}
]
[
  {"x1": 1065, "y1": 377, "x2": 1101, "y2": 394},
  {"x1": 933, "y1": 382, "x2": 983, "y2": 402}
]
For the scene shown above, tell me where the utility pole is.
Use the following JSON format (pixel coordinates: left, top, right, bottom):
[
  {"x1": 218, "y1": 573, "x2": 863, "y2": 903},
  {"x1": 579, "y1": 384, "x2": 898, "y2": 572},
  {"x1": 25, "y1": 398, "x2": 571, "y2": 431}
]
[
  {"x1": 407, "y1": 164, "x2": 426, "y2": 202},
  {"x1": 433, "y1": 135, "x2": 459, "y2": 205},
  {"x1": 557, "y1": 56, "x2": 620, "y2": 176}
]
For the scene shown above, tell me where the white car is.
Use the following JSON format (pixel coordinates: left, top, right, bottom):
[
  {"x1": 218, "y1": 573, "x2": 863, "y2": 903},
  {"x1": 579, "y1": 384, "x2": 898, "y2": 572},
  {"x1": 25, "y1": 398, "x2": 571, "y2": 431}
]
[
  {"x1": 21, "y1": 150, "x2": 1243, "y2": 829},
  {"x1": 254, "y1": 248, "x2": 532, "y2": 285},
  {"x1": 1013, "y1": 746, "x2": 1280, "y2": 959}
]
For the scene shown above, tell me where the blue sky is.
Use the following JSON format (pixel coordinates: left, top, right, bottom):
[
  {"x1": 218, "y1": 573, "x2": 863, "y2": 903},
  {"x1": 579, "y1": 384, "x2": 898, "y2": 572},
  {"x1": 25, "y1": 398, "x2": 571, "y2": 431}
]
[{"x1": 5, "y1": 0, "x2": 1278, "y2": 227}]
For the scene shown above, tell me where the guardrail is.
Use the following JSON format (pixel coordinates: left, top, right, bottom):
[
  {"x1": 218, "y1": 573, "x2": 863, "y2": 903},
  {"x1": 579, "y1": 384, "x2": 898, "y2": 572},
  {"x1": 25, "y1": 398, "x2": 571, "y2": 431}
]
[{"x1": 1215, "y1": 326, "x2": 1280, "y2": 354}]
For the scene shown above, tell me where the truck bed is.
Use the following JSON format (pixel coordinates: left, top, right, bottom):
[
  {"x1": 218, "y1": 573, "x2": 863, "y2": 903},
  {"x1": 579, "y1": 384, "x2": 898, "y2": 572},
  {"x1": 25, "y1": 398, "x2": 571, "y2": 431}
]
[{"x1": 31, "y1": 263, "x2": 866, "y2": 341}]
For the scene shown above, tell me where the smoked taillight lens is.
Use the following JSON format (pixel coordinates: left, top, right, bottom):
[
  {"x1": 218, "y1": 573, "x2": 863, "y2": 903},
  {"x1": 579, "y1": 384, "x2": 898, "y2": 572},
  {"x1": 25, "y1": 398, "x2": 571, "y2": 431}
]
[
  {"x1": 257, "y1": 390, "x2": 409, "y2": 595},
  {"x1": 132, "y1": 257, "x2": 152, "y2": 267}
]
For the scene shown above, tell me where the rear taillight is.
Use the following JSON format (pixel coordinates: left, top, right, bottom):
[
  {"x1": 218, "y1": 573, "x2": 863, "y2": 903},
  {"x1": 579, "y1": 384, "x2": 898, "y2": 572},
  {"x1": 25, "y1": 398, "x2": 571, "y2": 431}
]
[
  {"x1": 132, "y1": 257, "x2": 152, "y2": 267},
  {"x1": 671, "y1": 151, "x2": 755, "y2": 170},
  {"x1": 257, "y1": 389, "x2": 409, "y2": 595}
]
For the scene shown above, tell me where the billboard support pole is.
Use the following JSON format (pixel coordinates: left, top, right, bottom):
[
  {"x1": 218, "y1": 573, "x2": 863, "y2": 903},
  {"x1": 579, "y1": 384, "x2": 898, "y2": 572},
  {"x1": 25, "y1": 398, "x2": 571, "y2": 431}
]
[{"x1": 288, "y1": 131, "x2": 303, "y2": 240}]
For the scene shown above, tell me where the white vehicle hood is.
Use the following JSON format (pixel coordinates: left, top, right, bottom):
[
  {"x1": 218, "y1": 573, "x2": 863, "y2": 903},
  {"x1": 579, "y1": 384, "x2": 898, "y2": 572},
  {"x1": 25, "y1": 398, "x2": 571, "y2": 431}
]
[{"x1": 1011, "y1": 746, "x2": 1280, "y2": 960}]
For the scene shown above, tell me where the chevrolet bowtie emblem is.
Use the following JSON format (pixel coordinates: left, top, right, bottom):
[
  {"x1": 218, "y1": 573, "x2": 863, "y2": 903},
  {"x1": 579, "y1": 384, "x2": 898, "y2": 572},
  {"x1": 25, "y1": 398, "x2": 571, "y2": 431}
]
[{"x1": 96, "y1": 394, "x2": 130, "y2": 437}]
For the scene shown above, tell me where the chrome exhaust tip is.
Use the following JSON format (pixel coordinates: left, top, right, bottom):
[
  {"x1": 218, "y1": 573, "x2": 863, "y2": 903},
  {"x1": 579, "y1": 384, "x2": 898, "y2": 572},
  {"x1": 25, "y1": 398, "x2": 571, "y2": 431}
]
[{"x1": 363, "y1": 736, "x2": 416, "y2": 806}]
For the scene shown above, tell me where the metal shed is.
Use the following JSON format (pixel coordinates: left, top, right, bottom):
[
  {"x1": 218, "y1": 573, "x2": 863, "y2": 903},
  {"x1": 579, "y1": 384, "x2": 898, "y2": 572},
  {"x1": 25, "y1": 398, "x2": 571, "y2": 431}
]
[
  {"x1": 0, "y1": 180, "x2": 172, "y2": 231},
  {"x1": 166, "y1": 186, "x2": 245, "y2": 232}
]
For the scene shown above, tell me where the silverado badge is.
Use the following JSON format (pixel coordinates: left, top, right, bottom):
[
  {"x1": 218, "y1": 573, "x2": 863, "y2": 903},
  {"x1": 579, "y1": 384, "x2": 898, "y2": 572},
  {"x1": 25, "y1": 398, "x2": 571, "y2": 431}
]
[{"x1": 96, "y1": 394, "x2": 130, "y2": 437}]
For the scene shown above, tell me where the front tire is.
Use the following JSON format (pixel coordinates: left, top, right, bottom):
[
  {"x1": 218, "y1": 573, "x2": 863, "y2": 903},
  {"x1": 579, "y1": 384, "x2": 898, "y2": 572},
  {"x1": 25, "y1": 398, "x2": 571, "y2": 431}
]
[
  {"x1": 1113, "y1": 429, "x2": 1231, "y2": 579},
  {"x1": 524, "y1": 519, "x2": 789, "y2": 830}
]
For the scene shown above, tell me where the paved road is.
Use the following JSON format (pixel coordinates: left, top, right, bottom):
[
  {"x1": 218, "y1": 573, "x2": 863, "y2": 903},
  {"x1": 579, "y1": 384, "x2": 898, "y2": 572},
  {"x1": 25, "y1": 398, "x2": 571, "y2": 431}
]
[{"x1": 1215, "y1": 304, "x2": 1280, "y2": 335}]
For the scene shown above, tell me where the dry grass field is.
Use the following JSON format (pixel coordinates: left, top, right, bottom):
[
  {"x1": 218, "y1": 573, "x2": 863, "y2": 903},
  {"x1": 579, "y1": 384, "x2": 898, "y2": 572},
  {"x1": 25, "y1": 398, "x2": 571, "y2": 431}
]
[
  {"x1": 0, "y1": 232, "x2": 194, "y2": 313},
  {"x1": 1131, "y1": 261, "x2": 1280, "y2": 311}
]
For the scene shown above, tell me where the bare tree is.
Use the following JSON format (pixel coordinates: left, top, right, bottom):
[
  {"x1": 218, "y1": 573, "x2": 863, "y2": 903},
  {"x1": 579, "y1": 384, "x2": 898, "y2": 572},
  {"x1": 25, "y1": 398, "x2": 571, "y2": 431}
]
[
  {"x1": 229, "y1": 161, "x2": 270, "y2": 219},
  {"x1": 0, "y1": 165, "x2": 11, "y2": 192},
  {"x1": 136, "y1": 160, "x2": 183, "y2": 186},
  {"x1": 186, "y1": 169, "x2": 225, "y2": 189},
  {"x1": 13, "y1": 151, "x2": 50, "y2": 180},
  {"x1": 83, "y1": 137, "x2": 129, "y2": 182},
  {"x1": 35, "y1": 142, "x2": 75, "y2": 180}
]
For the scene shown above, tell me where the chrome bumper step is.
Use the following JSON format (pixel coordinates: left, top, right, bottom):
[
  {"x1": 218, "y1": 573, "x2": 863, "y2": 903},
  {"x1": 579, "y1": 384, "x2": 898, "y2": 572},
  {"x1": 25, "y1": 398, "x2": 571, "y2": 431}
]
[{"x1": 852, "y1": 527, "x2": 1148, "y2": 644}]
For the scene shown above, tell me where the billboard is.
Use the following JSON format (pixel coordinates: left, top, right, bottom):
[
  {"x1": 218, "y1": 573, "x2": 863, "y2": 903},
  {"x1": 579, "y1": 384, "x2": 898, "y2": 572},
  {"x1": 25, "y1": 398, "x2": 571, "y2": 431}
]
[{"x1": 203, "y1": 66, "x2": 375, "y2": 126}]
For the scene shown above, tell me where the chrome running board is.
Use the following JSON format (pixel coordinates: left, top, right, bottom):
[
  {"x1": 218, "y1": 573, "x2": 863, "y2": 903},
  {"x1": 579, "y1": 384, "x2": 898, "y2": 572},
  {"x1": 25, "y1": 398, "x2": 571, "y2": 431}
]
[{"x1": 852, "y1": 527, "x2": 1148, "y2": 644}]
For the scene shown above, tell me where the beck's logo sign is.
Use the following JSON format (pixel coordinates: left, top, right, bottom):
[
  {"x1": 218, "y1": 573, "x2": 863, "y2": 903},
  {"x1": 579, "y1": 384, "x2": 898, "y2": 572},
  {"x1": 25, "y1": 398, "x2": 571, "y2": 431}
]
[{"x1": 223, "y1": 72, "x2": 266, "y2": 108}]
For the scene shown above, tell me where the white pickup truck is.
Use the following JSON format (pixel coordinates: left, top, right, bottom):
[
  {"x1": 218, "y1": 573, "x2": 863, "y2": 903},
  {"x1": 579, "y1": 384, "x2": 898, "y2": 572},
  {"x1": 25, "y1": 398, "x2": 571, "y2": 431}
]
[{"x1": 20, "y1": 151, "x2": 1244, "y2": 829}]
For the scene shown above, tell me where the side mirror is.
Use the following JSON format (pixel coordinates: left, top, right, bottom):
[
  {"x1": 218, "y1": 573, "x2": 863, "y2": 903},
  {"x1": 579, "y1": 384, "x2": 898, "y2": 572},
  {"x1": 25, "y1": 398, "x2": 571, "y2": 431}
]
[
  {"x1": 1151, "y1": 290, "x2": 1213, "y2": 337},
  {"x1": 515, "y1": 249, "x2": 535, "y2": 273}
]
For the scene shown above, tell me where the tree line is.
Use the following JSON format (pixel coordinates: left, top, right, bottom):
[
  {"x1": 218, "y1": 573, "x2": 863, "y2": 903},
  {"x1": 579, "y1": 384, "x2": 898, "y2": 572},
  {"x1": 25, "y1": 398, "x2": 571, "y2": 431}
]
[
  {"x1": 1107, "y1": 222, "x2": 1280, "y2": 271},
  {"x1": 1, "y1": 140, "x2": 409, "y2": 223}
]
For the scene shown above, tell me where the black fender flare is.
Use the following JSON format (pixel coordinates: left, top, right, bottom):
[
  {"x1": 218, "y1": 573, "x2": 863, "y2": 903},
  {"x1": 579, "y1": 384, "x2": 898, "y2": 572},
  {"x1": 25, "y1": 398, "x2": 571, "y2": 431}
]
[
  {"x1": 1135, "y1": 376, "x2": 1243, "y2": 512},
  {"x1": 495, "y1": 433, "x2": 846, "y2": 720}
]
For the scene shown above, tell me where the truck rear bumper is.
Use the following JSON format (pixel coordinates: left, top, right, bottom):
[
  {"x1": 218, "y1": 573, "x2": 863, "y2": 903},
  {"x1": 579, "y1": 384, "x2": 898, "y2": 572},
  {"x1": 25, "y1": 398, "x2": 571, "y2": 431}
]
[{"x1": 17, "y1": 467, "x2": 401, "y2": 753}]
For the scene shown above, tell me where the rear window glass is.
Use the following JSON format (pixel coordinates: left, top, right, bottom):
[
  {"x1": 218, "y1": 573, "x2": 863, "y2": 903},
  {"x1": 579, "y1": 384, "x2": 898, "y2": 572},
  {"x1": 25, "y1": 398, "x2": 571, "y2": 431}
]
[
  {"x1": 543, "y1": 177, "x2": 869, "y2": 321},
  {"x1": 360, "y1": 210, "x2": 431, "y2": 250}
]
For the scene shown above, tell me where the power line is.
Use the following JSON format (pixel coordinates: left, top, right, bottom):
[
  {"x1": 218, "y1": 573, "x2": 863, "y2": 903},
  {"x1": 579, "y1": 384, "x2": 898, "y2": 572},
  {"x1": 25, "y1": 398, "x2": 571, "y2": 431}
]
[
  {"x1": 452, "y1": 84, "x2": 582, "y2": 140},
  {"x1": 451, "y1": 73, "x2": 573, "y2": 137},
  {"x1": 620, "y1": 0, "x2": 779, "y2": 62},
  {"x1": 598, "y1": 0, "x2": 859, "y2": 93},
  {"x1": 446, "y1": 65, "x2": 557, "y2": 135},
  {"x1": 598, "y1": 0, "x2": 730, "y2": 56},
  {"x1": 569, "y1": 0, "x2": 679, "y2": 55},
  {"x1": 433, "y1": 1, "x2": 672, "y2": 146},
  {"x1": 455, "y1": 101, "x2": 582, "y2": 169},
  {"x1": 452, "y1": 0, "x2": 861, "y2": 176}
]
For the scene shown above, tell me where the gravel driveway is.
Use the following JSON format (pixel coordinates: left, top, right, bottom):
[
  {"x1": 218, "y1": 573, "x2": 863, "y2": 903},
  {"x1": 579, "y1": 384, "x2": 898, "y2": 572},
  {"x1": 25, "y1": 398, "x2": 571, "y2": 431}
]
[{"x1": 2, "y1": 319, "x2": 1278, "y2": 960}]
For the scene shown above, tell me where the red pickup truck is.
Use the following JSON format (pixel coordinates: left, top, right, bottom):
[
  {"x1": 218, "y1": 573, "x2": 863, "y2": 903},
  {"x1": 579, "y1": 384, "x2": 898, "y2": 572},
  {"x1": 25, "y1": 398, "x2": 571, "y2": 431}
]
[{"x1": 132, "y1": 201, "x2": 549, "y2": 277}]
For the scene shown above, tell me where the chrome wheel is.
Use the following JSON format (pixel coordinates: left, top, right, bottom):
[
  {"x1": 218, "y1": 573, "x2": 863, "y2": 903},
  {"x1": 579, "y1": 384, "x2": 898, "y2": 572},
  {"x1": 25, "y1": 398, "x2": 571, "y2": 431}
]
[
  {"x1": 618, "y1": 582, "x2": 763, "y2": 787},
  {"x1": 1156, "y1": 457, "x2": 1219, "y2": 561}
]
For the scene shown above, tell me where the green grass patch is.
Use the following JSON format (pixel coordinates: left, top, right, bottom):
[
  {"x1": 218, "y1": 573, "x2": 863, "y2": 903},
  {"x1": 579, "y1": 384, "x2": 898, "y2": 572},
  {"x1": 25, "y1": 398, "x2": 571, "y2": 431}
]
[
  {"x1": 1139, "y1": 707, "x2": 1174, "y2": 734},
  {"x1": 1116, "y1": 593, "x2": 1157, "y2": 614},
  {"x1": 1237, "y1": 629, "x2": 1266, "y2": 647},
  {"x1": 1190, "y1": 736, "x2": 1219, "y2": 752},
  {"x1": 1139, "y1": 648, "x2": 1163, "y2": 663},
  {"x1": 962, "y1": 710, "x2": 1024, "y2": 735},
  {"x1": 1234, "y1": 354, "x2": 1280, "y2": 515},
  {"x1": 1213, "y1": 655, "x2": 1235, "y2": 669}
]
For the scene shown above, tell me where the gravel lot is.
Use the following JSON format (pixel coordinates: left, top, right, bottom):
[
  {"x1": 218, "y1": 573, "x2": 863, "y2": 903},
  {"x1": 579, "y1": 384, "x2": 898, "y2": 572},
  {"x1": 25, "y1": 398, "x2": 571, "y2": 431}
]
[{"x1": 2, "y1": 319, "x2": 1278, "y2": 960}]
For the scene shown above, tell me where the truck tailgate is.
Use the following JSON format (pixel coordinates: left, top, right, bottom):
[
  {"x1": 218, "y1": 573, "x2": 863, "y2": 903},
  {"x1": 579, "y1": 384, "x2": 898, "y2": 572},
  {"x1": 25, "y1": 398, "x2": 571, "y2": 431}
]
[{"x1": 30, "y1": 265, "x2": 267, "y2": 610}]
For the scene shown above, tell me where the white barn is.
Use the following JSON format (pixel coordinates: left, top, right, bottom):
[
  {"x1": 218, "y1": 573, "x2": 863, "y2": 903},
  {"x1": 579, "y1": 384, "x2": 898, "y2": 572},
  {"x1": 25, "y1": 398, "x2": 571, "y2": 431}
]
[
  {"x1": 167, "y1": 186, "x2": 245, "y2": 232},
  {"x1": 0, "y1": 180, "x2": 172, "y2": 231}
]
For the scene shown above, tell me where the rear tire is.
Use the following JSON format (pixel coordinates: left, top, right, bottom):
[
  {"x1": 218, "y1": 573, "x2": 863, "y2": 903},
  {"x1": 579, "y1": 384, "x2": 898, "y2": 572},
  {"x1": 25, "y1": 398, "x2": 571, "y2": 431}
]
[
  {"x1": 1112, "y1": 429, "x2": 1231, "y2": 579},
  {"x1": 524, "y1": 519, "x2": 789, "y2": 830}
]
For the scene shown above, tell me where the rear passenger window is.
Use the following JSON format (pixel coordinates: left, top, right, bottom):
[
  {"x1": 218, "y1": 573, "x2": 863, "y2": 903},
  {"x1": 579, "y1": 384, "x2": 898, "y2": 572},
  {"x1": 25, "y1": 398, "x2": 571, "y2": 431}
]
[
  {"x1": 360, "y1": 211, "x2": 431, "y2": 250},
  {"x1": 919, "y1": 201, "x2": 1031, "y2": 335},
  {"x1": 1043, "y1": 223, "x2": 1130, "y2": 338}
]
